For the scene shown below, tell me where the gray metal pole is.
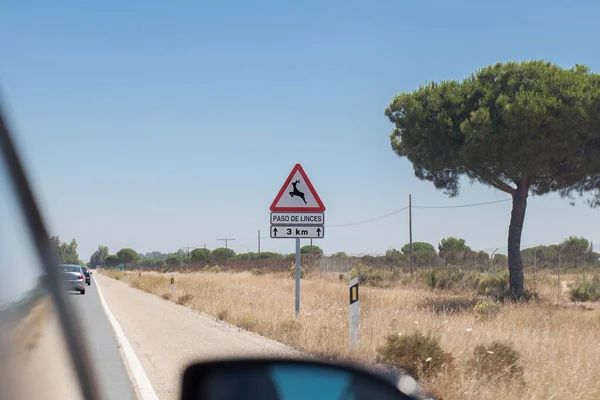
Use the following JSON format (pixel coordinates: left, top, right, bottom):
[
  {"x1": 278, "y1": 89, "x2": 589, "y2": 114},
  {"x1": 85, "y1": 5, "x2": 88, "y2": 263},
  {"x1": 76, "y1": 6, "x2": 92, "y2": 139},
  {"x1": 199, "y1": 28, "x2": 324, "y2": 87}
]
[{"x1": 295, "y1": 238, "x2": 301, "y2": 318}]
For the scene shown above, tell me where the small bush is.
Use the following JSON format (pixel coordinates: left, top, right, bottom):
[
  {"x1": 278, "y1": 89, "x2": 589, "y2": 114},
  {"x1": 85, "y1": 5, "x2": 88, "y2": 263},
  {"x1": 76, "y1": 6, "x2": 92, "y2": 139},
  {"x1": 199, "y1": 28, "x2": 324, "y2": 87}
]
[
  {"x1": 430, "y1": 270, "x2": 480, "y2": 292},
  {"x1": 477, "y1": 272, "x2": 511, "y2": 301},
  {"x1": 250, "y1": 268, "x2": 264, "y2": 276},
  {"x1": 376, "y1": 331, "x2": 452, "y2": 380},
  {"x1": 570, "y1": 275, "x2": 600, "y2": 302},
  {"x1": 203, "y1": 265, "x2": 222, "y2": 273},
  {"x1": 161, "y1": 293, "x2": 171, "y2": 301},
  {"x1": 427, "y1": 270, "x2": 437, "y2": 289},
  {"x1": 114, "y1": 273, "x2": 124, "y2": 280},
  {"x1": 338, "y1": 273, "x2": 345, "y2": 281},
  {"x1": 217, "y1": 309, "x2": 228, "y2": 321},
  {"x1": 162, "y1": 267, "x2": 171, "y2": 273},
  {"x1": 177, "y1": 294, "x2": 194, "y2": 306},
  {"x1": 237, "y1": 315, "x2": 257, "y2": 331},
  {"x1": 418, "y1": 295, "x2": 477, "y2": 315},
  {"x1": 473, "y1": 299, "x2": 501, "y2": 319},
  {"x1": 350, "y1": 266, "x2": 394, "y2": 288},
  {"x1": 289, "y1": 264, "x2": 306, "y2": 279},
  {"x1": 279, "y1": 319, "x2": 302, "y2": 336},
  {"x1": 469, "y1": 341, "x2": 523, "y2": 382}
]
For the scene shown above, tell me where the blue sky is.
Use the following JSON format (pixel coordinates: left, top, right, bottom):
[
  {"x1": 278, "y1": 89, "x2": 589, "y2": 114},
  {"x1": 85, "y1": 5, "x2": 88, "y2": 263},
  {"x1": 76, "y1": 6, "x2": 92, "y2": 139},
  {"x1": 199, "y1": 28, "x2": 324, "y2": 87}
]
[{"x1": 2, "y1": 0, "x2": 600, "y2": 260}]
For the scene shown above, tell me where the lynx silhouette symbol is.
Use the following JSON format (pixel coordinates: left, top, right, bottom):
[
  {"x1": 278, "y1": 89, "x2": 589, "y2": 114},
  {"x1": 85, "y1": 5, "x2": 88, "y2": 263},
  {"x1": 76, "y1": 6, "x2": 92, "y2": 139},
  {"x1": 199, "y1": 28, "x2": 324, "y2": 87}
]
[{"x1": 289, "y1": 179, "x2": 307, "y2": 204}]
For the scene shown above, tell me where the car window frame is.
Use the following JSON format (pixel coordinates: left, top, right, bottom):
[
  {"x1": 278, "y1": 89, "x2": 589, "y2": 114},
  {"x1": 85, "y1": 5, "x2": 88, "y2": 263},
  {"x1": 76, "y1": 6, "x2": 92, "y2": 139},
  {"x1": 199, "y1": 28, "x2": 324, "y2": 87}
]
[{"x1": 0, "y1": 102, "x2": 101, "y2": 400}]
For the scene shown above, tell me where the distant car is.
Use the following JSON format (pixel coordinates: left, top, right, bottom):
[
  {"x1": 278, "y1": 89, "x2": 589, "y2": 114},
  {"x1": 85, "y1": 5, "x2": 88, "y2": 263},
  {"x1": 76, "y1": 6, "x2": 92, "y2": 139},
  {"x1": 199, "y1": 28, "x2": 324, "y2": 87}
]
[
  {"x1": 81, "y1": 266, "x2": 91, "y2": 285},
  {"x1": 58, "y1": 264, "x2": 86, "y2": 294}
]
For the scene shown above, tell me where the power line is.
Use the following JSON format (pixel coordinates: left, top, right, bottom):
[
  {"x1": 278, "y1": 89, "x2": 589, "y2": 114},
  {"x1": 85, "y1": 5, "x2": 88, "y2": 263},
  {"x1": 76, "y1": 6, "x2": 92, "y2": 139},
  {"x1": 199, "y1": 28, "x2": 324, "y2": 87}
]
[
  {"x1": 412, "y1": 199, "x2": 511, "y2": 209},
  {"x1": 326, "y1": 206, "x2": 409, "y2": 227},
  {"x1": 325, "y1": 198, "x2": 510, "y2": 228}
]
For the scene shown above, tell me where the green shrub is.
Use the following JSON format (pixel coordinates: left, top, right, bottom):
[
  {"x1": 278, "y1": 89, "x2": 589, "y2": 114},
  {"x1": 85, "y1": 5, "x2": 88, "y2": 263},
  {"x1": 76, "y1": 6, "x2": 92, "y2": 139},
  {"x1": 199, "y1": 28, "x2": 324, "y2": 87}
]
[
  {"x1": 570, "y1": 275, "x2": 600, "y2": 302},
  {"x1": 473, "y1": 299, "x2": 501, "y2": 319},
  {"x1": 376, "y1": 331, "x2": 453, "y2": 380},
  {"x1": 250, "y1": 268, "x2": 264, "y2": 276},
  {"x1": 469, "y1": 341, "x2": 523, "y2": 382},
  {"x1": 418, "y1": 295, "x2": 477, "y2": 315},
  {"x1": 289, "y1": 264, "x2": 305, "y2": 279},
  {"x1": 427, "y1": 271, "x2": 437, "y2": 289},
  {"x1": 477, "y1": 272, "x2": 511, "y2": 301},
  {"x1": 350, "y1": 266, "x2": 394, "y2": 288},
  {"x1": 429, "y1": 270, "x2": 481, "y2": 292},
  {"x1": 203, "y1": 265, "x2": 222, "y2": 273}
]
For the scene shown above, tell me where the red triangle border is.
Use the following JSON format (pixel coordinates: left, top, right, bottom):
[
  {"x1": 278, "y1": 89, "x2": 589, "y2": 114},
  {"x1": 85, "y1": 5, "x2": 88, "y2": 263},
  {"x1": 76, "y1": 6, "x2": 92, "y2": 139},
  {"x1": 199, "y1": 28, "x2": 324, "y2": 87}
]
[{"x1": 270, "y1": 163, "x2": 326, "y2": 212}]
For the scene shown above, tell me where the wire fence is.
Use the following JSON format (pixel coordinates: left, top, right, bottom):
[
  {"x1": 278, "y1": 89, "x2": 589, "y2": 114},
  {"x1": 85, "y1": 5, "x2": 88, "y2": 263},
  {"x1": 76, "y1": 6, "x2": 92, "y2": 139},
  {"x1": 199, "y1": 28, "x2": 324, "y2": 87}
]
[{"x1": 127, "y1": 244, "x2": 600, "y2": 284}]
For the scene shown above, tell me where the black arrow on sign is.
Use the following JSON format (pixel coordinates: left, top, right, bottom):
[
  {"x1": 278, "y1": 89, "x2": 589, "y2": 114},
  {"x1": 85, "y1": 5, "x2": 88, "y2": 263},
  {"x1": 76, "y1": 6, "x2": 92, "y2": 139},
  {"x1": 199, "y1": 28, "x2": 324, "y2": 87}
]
[
  {"x1": 316, "y1": 228, "x2": 321, "y2": 237},
  {"x1": 273, "y1": 227, "x2": 278, "y2": 237}
]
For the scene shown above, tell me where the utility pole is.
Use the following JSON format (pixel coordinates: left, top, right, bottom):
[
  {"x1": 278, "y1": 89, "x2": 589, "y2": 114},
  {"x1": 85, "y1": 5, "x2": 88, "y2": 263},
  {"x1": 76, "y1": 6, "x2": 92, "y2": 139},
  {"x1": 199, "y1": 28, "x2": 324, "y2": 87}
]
[
  {"x1": 217, "y1": 238, "x2": 235, "y2": 264},
  {"x1": 181, "y1": 246, "x2": 195, "y2": 268},
  {"x1": 409, "y1": 194, "x2": 413, "y2": 275},
  {"x1": 203, "y1": 244, "x2": 207, "y2": 266},
  {"x1": 258, "y1": 230, "x2": 261, "y2": 270}
]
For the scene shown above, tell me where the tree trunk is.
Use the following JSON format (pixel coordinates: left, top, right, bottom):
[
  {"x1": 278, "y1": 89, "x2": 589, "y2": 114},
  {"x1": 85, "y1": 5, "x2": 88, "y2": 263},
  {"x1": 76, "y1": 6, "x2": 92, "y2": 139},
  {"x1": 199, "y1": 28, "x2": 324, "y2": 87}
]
[{"x1": 507, "y1": 190, "x2": 527, "y2": 296}]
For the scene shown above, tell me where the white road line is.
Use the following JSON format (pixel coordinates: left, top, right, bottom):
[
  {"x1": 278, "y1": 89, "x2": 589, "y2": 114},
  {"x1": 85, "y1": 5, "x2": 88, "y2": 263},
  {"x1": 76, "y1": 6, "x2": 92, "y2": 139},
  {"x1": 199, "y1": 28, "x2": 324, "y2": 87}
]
[{"x1": 94, "y1": 276, "x2": 159, "y2": 400}]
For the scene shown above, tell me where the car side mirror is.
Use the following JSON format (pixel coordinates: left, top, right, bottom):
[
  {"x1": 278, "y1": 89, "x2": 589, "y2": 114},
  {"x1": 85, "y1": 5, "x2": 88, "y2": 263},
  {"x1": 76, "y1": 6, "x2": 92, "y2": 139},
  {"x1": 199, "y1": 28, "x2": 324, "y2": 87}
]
[{"x1": 180, "y1": 357, "x2": 421, "y2": 400}]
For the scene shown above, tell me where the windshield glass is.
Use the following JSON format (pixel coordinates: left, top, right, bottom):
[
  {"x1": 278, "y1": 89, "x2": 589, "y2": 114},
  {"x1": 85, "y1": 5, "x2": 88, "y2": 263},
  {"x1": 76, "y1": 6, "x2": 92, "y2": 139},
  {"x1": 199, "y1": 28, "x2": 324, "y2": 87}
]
[
  {"x1": 60, "y1": 266, "x2": 82, "y2": 273},
  {"x1": 3, "y1": 2, "x2": 600, "y2": 400},
  {"x1": 0, "y1": 116, "x2": 84, "y2": 399}
]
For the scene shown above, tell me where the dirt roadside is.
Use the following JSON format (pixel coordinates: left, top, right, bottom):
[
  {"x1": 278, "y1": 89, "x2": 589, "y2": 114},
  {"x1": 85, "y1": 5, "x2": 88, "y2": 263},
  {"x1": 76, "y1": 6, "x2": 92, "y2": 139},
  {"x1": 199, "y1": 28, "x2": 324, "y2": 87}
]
[{"x1": 94, "y1": 273, "x2": 302, "y2": 400}]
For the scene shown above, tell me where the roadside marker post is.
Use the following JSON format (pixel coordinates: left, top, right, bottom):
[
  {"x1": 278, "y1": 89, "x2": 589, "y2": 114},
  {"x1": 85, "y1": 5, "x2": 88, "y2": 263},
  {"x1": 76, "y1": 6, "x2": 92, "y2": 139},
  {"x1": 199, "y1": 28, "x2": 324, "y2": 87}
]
[
  {"x1": 349, "y1": 277, "x2": 359, "y2": 348},
  {"x1": 270, "y1": 163, "x2": 326, "y2": 318},
  {"x1": 170, "y1": 273, "x2": 175, "y2": 295}
]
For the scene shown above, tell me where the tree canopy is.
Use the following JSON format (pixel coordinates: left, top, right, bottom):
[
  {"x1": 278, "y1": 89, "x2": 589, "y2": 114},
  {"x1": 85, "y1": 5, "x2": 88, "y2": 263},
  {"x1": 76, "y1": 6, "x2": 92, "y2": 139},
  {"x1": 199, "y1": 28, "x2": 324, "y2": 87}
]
[
  {"x1": 104, "y1": 255, "x2": 120, "y2": 267},
  {"x1": 401, "y1": 241, "x2": 435, "y2": 254},
  {"x1": 212, "y1": 247, "x2": 236, "y2": 264},
  {"x1": 117, "y1": 248, "x2": 138, "y2": 265},
  {"x1": 50, "y1": 236, "x2": 83, "y2": 265},
  {"x1": 190, "y1": 248, "x2": 211, "y2": 264},
  {"x1": 386, "y1": 60, "x2": 600, "y2": 295},
  {"x1": 300, "y1": 245, "x2": 323, "y2": 256},
  {"x1": 89, "y1": 245, "x2": 109, "y2": 268}
]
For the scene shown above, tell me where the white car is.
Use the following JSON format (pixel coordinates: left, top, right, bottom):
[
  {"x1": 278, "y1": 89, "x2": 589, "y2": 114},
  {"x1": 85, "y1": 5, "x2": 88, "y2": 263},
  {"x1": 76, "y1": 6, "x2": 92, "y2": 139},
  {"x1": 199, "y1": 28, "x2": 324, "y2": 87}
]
[{"x1": 58, "y1": 264, "x2": 86, "y2": 295}]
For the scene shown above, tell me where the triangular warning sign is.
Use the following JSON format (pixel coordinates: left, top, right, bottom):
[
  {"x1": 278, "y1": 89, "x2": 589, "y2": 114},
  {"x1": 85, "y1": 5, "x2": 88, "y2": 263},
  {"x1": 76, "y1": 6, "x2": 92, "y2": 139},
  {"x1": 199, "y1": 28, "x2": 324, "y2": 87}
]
[{"x1": 270, "y1": 164, "x2": 326, "y2": 212}]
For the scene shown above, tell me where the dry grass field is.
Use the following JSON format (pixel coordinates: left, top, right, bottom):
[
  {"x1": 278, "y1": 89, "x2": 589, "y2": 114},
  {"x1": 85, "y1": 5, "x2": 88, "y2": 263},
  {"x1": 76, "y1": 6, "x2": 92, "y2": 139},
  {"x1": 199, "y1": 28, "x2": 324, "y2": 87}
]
[{"x1": 101, "y1": 268, "x2": 600, "y2": 399}]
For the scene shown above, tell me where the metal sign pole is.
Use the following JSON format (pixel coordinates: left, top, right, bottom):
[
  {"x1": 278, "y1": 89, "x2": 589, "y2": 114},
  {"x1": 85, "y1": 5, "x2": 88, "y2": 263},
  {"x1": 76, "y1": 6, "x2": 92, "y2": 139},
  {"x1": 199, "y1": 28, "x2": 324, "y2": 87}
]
[{"x1": 295, "y1": 238, "x2": 301, "y2": 318}]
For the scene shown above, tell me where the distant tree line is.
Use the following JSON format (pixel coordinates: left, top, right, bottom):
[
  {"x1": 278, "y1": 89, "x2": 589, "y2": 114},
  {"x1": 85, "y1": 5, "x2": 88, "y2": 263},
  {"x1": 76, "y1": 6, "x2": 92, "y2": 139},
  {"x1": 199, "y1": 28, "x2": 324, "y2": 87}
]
[
  {"x1": 85, "y1": 236, "x2": 598, "y2": 272},
  {"x1": 88, "y1": 244, "x2": 325, "y2": 270},
  {"x1": 49, "y1": 236, "x2": 84, "y2": 266}
]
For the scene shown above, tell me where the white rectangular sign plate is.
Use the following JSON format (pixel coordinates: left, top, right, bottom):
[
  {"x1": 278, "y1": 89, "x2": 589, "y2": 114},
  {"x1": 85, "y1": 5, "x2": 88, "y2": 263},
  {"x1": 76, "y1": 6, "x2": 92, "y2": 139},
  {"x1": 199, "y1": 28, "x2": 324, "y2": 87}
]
[
  {"x1": 270, "y1": 212, "x2": 324, "y2": 226},
  {"x1": 270, "y1": 225, "x2": 324, "y2": 239}
]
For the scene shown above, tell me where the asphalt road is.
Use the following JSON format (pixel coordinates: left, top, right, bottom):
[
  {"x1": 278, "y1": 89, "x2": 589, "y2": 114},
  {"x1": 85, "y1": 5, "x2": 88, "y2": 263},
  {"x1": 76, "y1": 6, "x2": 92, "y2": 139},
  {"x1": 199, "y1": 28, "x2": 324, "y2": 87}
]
[
  {"x1": 68, "y1": 276, "x2": 136, "y2": 400},
  {"x1": 94, "y1": 273, "x2": 302, "y2": 400}
]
